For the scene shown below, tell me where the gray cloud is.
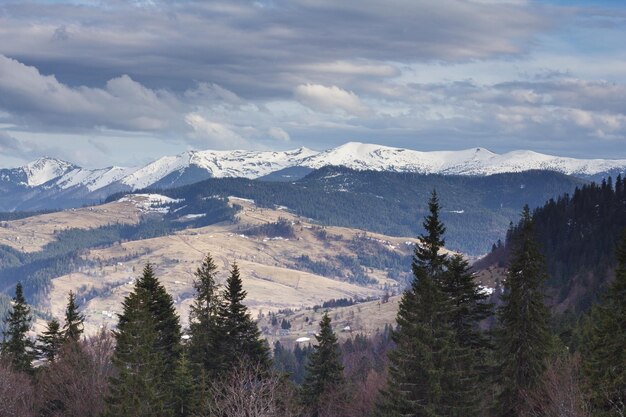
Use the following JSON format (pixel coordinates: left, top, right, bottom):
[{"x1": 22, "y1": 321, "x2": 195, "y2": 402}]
[
  {"x1": 0, "y1": 131, "x2": 25, "y2": 155},
  {"x1": 0, "y1": 0, "x2": 547, "y2": 97},
  {"x1": 0, "y1": 54, "x2": 181, "y2": 132}
]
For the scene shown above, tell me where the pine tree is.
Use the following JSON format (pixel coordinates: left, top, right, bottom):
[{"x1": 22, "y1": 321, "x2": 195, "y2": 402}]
[
  {"x1": 376, "y1": 190, "x2": 464, "y2": 417},
  {"x1": 220, "y1": 262, "x2": 270, "y2": 371},
  {"x1": 172, "y1": 350, "x2": 197, "y2": 417},
  {"x1": 136, "y1": 263, "x2": 182, "y2": 376},
  {"x1": 63, "y1": 291, "x2": 85, "y2": 342},
  {"x1": 301, "y1": 312, "x2": 344, "y2": 416},
  {"x1": 188, "y1": 253, "x2": 224, "y2": 378},
  {"x1": 37, "y1": 318, "x2": 63, "y2": 362},
  {"x1": 105, "y1": 286, "x2": 172, "y2": 417},
  {"x1": 1, "y1": 283, "x2": 35, "y2": 373},
  {"x1": 443, "y1": 255, "x2": 493, "y2": 350},
  {"x1": 416, "y1": 190, "x2": 447, "y2": 280},
  {"x1": 105, "y1": 263, "x2": 182, "y2": 416},
  {"x1": 495, "y1": 206, "x2": 552, "y2": 417},
  {"x1": 442, "y1": 254, "x2": 494, "y2": 414},
  {"x1": 581, "y1": 232, "x2": 626, "y2": 416}
]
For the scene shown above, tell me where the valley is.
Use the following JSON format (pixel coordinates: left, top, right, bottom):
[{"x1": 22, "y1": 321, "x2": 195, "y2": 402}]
[{"x1": 23, "y1": 197, "x2": 419, "y2": 335}]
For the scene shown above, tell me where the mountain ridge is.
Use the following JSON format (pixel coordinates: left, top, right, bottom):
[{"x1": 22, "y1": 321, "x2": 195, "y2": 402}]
[{"x1": 2, "y1": 142, "x2": 625, "y2": 211}]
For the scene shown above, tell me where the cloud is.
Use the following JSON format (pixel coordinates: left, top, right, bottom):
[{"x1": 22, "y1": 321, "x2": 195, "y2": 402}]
[
  {"x1": 0, "y1": 0, "x2": 624, "y2": 162},
  {"x1": 0, "y1": 0, "x2": 548, "y2": 98},
  {"x1": 0, "y1": 55, "x2": 180, "y2": 132},
  {"x1": 268, "y1": 127, "x2": 290, "y2": 142},
  {"x1": 302, "y1": 61, "x2": 399, "y2": 77},
  {"x1": 184, "y1": 113, "x2": 252, "y2": 149},
  {"x1": 294, "y1": 84, "x2": 370, "y2": 116},
  {"x1": 184, "y1": 82, "x2": 242, "y2": 106},
  {"x1": 0, "y1": 131, "x2": 25, "y2": 155}
]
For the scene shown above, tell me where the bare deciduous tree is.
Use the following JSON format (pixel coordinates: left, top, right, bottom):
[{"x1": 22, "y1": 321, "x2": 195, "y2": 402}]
[
  {"x1": 197, "y1": 362, "x2": 301, "y2": 417},
  {"x1": 522, "y1": 354, "x2": 591, "y2": 417},
  {"x1": 37, "y1": 328, "x2": 115, "y2": 417},
  {"x1": 0, "y1": 361, "x2": 37, "y2": 417}
]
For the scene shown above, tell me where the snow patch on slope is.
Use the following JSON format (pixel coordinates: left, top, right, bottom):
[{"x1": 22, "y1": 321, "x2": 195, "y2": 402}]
[
  {"x1": 55, "y1": 166, "x2": 139, "y2": 191},
  {"x1": 118, "y1": 193, "x2": 183, "y2": 213}
]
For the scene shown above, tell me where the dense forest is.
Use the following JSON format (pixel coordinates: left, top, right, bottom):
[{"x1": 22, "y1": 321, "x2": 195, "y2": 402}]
[
  {"x1": 1, "y1": 191, "x2": 624, "y2": 417},
  {"x1": 481, "y1": 175, "x2": 626, "y2": 312}
]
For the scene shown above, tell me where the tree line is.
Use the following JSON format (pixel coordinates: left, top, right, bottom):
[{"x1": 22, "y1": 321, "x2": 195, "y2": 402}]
[{"x1": 1, "y1": 190, "x2": 625, "y2": 416}]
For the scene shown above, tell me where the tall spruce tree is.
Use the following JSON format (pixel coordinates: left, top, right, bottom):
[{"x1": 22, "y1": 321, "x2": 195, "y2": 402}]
[
  {"x1": 63, "y1": 291, "x2": 85, "y2": 342},
  {"x1": 136, "y1": 263, "x2": 182, "y2": 376},
  {"x1": 105, "y1": 285, "x2": 172, "y2": 417},
  {"x1": 376, "y1": 190, "x2": 464, "y2": 417},
  {"x1": 188, "y1": 253, "x2": 224, "y2": 377},
  {"x1": 495, "y1": 206, "x2": 552, "y2": 417},
  {"x1": 1, "y1": 283, "x2": 35, "y2": 373},
  {"x1": 301, "y1": 312, "x2": 345, "y2": 416},
  {"x1": 416, "y1": 190, "x2": 447, "y2": 279},
  {"x1": 581, "y1": 232, "x2": 626, "y2": 416},
  {"x1": 220, "y1": 262, "x2": 270, "y2": 371},
  {"x1": 105, "y1": 263, "x2": 182, "y2": 416},
  {"x1": 443, "y1": 255, "x2": 493, "y2": 351},
  {"x1": 37, "y1": 318, "x2": 63, "y2": 362},
  {"x1": 442, "y1": 254, "x2": 494, "y2": 414},
  {"x1": 172, "y1": 350, "x2": 197, "y2": 417}
]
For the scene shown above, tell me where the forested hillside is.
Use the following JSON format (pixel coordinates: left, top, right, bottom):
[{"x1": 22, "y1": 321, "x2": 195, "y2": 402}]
[{"x1": 479, "y1": 176, "x2": 626, "y2": 311}]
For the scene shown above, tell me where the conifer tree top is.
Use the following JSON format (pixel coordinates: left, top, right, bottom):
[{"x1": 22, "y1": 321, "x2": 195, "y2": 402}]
[
  {"x1": 414, "y1": 189, "x2": 447, "y2": 277},
  {"x1": 63, "y1": 290, "x2": 85, "y2": 342}
]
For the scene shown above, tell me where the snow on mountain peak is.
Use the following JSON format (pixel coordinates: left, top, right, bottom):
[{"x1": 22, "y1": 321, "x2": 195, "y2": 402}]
[
  {"x1": 23, "y1": 157, "x2": 76, "y2": 187},
  {"x1": 121, "y1": 147, "x2": 320, "y2": 189},
  {"x1": 302, "y1": 142, "x2": 626, "y2": 177},
  {"x1": 302, "y1": 142, "x2": 500, "y2": 174},
  {"x1": 7, "y1": 142, "x2": 626, "y2": 198}
]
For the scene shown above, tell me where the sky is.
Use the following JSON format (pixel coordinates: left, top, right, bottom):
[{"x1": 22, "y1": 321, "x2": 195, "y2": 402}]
[{"x1": 0, "y1": 0, "x2": 625, "y2": 168}]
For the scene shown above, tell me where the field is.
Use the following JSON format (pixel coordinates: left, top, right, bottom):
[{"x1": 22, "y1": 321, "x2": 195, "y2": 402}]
[{"x1": 0, "y1": 199, "x2": 145, "y2": 253}]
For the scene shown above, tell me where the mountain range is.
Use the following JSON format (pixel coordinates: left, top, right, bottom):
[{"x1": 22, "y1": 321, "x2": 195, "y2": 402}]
[{"x1": 2, "y1": 141, "x2": 626, "y2": 211}]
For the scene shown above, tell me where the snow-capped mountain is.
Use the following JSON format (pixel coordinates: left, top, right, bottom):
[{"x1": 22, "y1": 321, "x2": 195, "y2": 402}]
[
  {"x1": 0, "y1": 148, "x2": 318, "y2": 211},
  {"x1": 2, "y1": 142, "x2": 626, "y2": 211},
  {"x1": 21, "y1": 157, "x2": 77, "y2": 187},
  {"x1": 121, "y1": 147, "x2": 318, "y2": 190},
  {"x1": 301, "y1": 142, "x2": 626, "y2": 177}
]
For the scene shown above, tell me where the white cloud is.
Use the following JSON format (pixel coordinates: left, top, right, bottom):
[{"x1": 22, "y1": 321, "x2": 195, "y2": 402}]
[
  {"x1": 184, "y1": 113, "x2": 252, "y2": 149},
  {"x1": 294, "y1": 84, "x2": 370, "y2": 116},
  {"x1": 184, "y1": 82, "x2": 242, "y2": 106},
  {"x1": 268, "y1": 127, "x2": 291, "y2": 142}
]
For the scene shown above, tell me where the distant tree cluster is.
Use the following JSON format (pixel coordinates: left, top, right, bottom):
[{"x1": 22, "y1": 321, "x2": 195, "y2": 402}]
[{"x1": 244, "y1": 217, "x2": 297, "y2": 239}]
